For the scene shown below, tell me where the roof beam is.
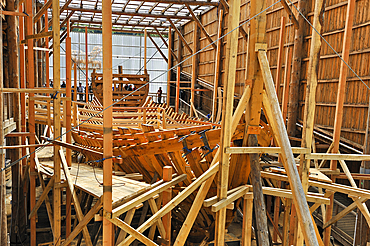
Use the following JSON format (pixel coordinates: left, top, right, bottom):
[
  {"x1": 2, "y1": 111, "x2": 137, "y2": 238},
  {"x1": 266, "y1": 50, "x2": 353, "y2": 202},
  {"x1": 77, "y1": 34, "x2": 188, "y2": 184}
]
[
  {"x1": 68, "y1": 19, "x2": 170, "y2": 28},
  {"x1": 147, "y1": 33, "x2": 168, "y2": 63},
  {"x1": 185, "y1": 4, "x2": 216, "y2": 50},
  {"x1": 168, "y1": 18, "x2": 193, "y2": 54},
  {"x1": 33, "y1": 0, "x2": 52, "y2": 23},
  {"x1": 40, "y1": 0, "x2": 73, "y2": 33},
  {"x1": 154, "y1": 27, "x2": 179, "y2": 61},
  {"x1": 66, "y1": 7, "x2": 193, "y2": 19},
  {"x1": 139, "y1": 0, "x2": 218, "y2": 6}
]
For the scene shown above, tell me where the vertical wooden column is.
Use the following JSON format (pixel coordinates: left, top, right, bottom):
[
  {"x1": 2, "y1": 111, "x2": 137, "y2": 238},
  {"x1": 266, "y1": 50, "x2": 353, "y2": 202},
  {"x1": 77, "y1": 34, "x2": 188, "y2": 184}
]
[
  {"x1": 245, "y1": 0, "x2": 270, "y2": 244},
  {"x1": 175, "y1": 66, "x2": 180, "y2": 112},
  {"x1": 325, "y1": 0, "x2": 356, "y2": 244},
  {"x1": 215, "y1": 0, "x2": 240, "y2": 244},
  {"x1": 6, "y1": 0, "x2": 21, "y2": 241},
  {"x1": 0, "y1": 9, "x2": 6, "y2": 246},
  {"x1": 297, "y1": 0, "x2": 325, "y2": 244},
  {"x1": 190, "y1": 22, "x2": 198, "y2": 117},
  {"x1": 281, "y1": 47, "x2": 293, "y2": 122},
  {"x1": 167, "y1": 27, "x2": 172, "y2": 104},
  {"x1": 52, "y1": 0, "x2": 62, "y2": 242},
  {"x1": 242, "y1": 194, "x2": 253, "y2": 246},
  {"x1": 144, "y1": 29, "x2": 147, "y2": 73},
  {"x1": 287, "y1": 0, "x2": 308, "y2": 136},
  {"x1": 25, "y1": 0, "x2": 37, "y2": 244},
  {"x1": 162, "y1": 166, "x2": 172, "y2": 244},
  {"x1": 20, "y1": 4, "x2": 27, "y2": 168},
  {"x1": 212, "y1": 10, "x2": 223, "y2": 122},
  {"x1": 73, "y1": 63, "x2": 77, "y2": 126},
  {"x1": 45, "y1": 11, "x2": 49, "y2": 89},
  {"x1": 85, "y1": 27, "x2": 88, "y2": 102},
  {"x1": 275, "y1": 16, "x2": 286, "y2": 96},
  {"x1": 65, "y1": 19, "x2": 72, "y2": 243},
  {"x1": 102, "y1": 0, "x2": 113, "y2": 243}
]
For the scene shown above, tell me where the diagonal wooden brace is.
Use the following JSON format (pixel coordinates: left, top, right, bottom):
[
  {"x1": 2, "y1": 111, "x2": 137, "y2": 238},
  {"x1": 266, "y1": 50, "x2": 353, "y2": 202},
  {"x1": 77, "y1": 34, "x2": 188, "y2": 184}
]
[{"x1": 59, "y1": 149, "x2": 93, "y2": 246}]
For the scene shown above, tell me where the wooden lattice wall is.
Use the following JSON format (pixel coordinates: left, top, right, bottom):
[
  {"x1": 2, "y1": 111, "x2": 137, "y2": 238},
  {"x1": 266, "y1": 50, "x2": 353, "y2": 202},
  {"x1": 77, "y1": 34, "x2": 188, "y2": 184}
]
[{"x1": 173, "y1": 0, "x2": 370, "y2": 148}]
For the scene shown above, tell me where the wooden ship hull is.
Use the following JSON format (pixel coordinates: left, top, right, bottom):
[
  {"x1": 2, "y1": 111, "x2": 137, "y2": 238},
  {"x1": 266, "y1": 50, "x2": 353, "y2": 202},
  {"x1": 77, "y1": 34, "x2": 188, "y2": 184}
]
[{"x1": 91, "y1": 71, "x2": 149, "y2": 107}]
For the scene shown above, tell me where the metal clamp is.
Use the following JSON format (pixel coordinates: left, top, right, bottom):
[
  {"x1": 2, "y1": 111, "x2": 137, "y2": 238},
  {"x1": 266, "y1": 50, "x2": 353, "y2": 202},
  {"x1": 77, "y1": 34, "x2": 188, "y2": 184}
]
[{"x1": 198, "y1": 130, "x2": 217, "y2": 157}]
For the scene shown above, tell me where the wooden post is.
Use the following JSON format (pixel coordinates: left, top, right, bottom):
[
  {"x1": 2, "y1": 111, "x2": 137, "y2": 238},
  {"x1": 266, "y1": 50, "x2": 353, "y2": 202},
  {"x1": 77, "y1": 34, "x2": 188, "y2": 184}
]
[
  {"x1": 20, "y1": 4, "x2": 27, "y2": 170},
  {"x1": 287, "y1": 0, "x2": 308, "y2": 137},
  {"x1": 296, "y1": 0, "x2": 326, "y2": 244},
  {"x1": 102, "y1": 0, "x2": 113, "y2": 243},
  {"x1": 244, "y1": 0, "x2": 270, "y2": 244},
  {"x1": 215, "y1": 0, "x2": 240, "y2": 243},
  {"x1": 45, "y1": 10, "x2": 49, "y2": 89},
  {"x1": 65, "y1": 19, "x2": 72, "y2": 244},
  {"x1": 162, "y1": 166, "x2": 172, "y2": 245},
  {"x1": 167, "y1": 27, "x2": 172, "y2": 105},
  {"x1": 281, "y1": 46, "x2": 293, "y2": 123},
  {"x1": 85, "y1": 26, "x2": 89, "y2": 102},
  {"x1": 0, "y1": 10, "x2": 6, "y2": 246},
  {"x1": 325, "y1": 0, "x2": 355, "y2": 244},
  {"x1": 6, "y1": 0, "x2": 21, "y2": 241},
  {"x1": 144, "y1": 29, "x2": 147, "y2": 73},
  {"x1": 52, "y1": 0, "x2": 62, "y2": 241},
  {"x1": 242, "y1": 195, "x2": 253, "y2": 246},
  {"x1": 275, "y1": 16, "x2": 286, "y2": 96},
  {"x1": 190, "y1": 22, "x2": 199, "y2": 117},
  {"x1": 74, "y1": 62, "x2": 77, "y2": 104},
  {"x1": 25, "y1": 0, "x2": 37, "y2": 243},
  {"x1": 175, "y1": 66, "x2": 180, "y2": 113},
  {"x1": 212, "y1": 9, "x2": 223, "y2": 122}
]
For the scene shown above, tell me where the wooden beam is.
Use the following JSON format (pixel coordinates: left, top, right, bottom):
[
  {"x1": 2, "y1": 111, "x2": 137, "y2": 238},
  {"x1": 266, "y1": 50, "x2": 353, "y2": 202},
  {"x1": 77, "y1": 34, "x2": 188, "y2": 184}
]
[
  {"x1": 306, "y1": 153, "x2": 370, "y2": 161},
  {"x1": 162, "y1": 166, "x2": 172, "y2": 243},
  {"x1": 154, "y1": 27, "x2": 168, "y2": 48},
  {"x1": 226, "y1": 147, "x2": 310, "y2": 154},
  {"x1": 260, "y1": 52, "x2": 320, "y2": 246},
  {"x1": 66, "y1": 7, "x2": 192, "y2": 20},
  {"x1": 172, "y1": 85, "x2": 251, "y2": 246},
  {"x1": 147, "y1": 33, "x2": 168, "y2": 63},
  {"x1": 25, "y1": 0, "x2": 37, "y2": 243},
  {"x1": 111, "y1": 174, "x2": 187, "y2": 218},
  {"x1": 102, "y1": 0, "x2": 114, "y2": 242},
  {"x1": 212, "y1": 9, "x2": 223, "y2": 122},
  {"x1": 190, "y1": 21, "x2": 199, "y2": 117},
  {"x1": 215, "y1": 0, "x2": 241, "y2": 242},
  {"x1": 33, "y1": 0, "x2": 52, "y2": 23},
  {"x1": 185, "y1": 4, "x2": 216, "y2": 50},
  {"x1": 175, "y1": 67, "x2": 180, "y2": 112},
  {"x1": 167, "y1": 26, "x2": 172, "y2": 104},
  {"x1": 61, "y1": 197, "x2": 103, "y2": 246},
  {"x1": 28, "y1": 177, "x2": 55, "y2": 219},
  {"x1": 280, "y1": 0, "x2": 299, "y2": 29},
  {"x1": 0, "y1": 10, "x2": 27, "y2": 16},
  {"x1": 168, "y1": 18, "x2": 193, "y2": 54},
  {"x1": 1, "y1": 88, "x2": 65, "y2": 93},
  {"x1": 59, "y1": 150, "x2": 93, "y2": 245},
  {"x1": 134, "y1": 0, "x2": 218, "y2": 5},
  {"x1": 287, "y1": 0, "x2": 308, "y2": 136},
  {"x1": 21, "y1": 31, "x2": 53, "y2": 44},
  {"x1": 119, "y1": 163, "x2": 219, "y2": 246},
  {"x1": 275, "y1": 17, "x2": 286, "y2": 96},
  {"x1": 107, "y1": 217, "x2": 158, "y2": 246}
]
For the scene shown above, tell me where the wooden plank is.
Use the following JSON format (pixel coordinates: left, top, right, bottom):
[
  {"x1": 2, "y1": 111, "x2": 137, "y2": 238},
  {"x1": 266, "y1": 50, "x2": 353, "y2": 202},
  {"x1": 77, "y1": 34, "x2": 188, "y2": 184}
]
[
  {"x1": 275, "y1": 17, "x2": 286, "y2": 96},
  {"x1": 226, "y1": 147, "x2": 309, "y2": 154},
  {"x1": 307, "y1": 153, "x2": 370, "y2": 161},
  {"x1": 260, "y1": 51, "x2": 319, "y2": 246},
  {"x1": 28, "y1": 176, "x2": 54, "y2": 219},
  {"x1": 111, "y1": 174, "x2": 187, "y2": 218}
]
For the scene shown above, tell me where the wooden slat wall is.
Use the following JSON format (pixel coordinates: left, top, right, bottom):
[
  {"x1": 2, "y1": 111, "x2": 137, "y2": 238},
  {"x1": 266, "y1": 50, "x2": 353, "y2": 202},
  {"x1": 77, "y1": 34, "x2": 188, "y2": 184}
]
[{"x1": 173, "y1": 0, "x2": 370, "y2": 147}]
